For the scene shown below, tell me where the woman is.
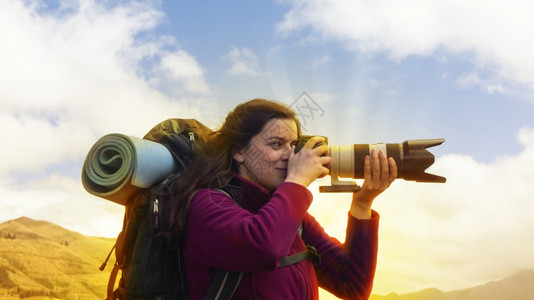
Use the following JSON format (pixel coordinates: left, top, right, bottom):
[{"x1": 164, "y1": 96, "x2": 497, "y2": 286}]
[{"x1": 171, "y1": 99, "x2": 397, "y2": 299}]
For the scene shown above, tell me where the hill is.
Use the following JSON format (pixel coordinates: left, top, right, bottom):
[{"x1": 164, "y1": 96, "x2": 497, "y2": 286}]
[
  {"x1": 370, "y1": 270, "x2": 534, "y2": 300},
  {"x1": 1, "y1": 217, "x2": 533, "y2": 300},
  {"x1": 0, "y1": 217, "x2": 115, "y2": 299}
]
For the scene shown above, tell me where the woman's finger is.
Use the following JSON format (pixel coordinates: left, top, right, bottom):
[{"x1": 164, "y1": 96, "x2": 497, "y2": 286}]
[
  {"x1": 389, "y1": 157, "x2": 398, "y2": 184},
  {"x1": 364, "y1": 154, "x2": 371, "y2": 180},
  {"x1": 379, "y1": 150, "x2": 389, "y2": 185},
  {"x1": 372, "y1": 149, "x2": 380, "y2": 180}
]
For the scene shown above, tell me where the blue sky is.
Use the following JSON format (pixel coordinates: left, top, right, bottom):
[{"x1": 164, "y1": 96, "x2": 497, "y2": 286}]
[
  {"x1": 161, "y1": 0, "x2": 534, "y2": 162},
  {"x1": 1, "y1": 0, "x2": 534, "y2": 297}
]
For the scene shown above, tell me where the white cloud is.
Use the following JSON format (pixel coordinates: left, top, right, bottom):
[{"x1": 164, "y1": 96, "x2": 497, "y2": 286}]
[
  {"x1": 0, "y1": 113, "x2": 94, "y2": 175},
  {"x1": 0, "y1": 0, "x2": 215, "y2": 176},
  {"x1": 456, "y1": 71, "x2": 510, "y2": 94},
  {"x1": 225, "y1": 45, "x2": 264, "y2": 76},
  {"x1": 277, "y1": 0, "x2": 534, "y2": 96},
  {"x1": 0, "y1": 0, "x2": 218, "y2": 235},
  {"x1": 308, "y1": 126, "x2": 534, "y2": 294},
  {"x1": 158, "y1": 50, "x2": 211, "y2": 94},
  {"x1": 368, "y1": 77, "x2": 384, "y2": 88},
  {"x1": 0, "y1": 173, "x2": 124, "y2": 238},
  {"x1": 310, "y1": 55, "x2": 330, "y2": 68}
]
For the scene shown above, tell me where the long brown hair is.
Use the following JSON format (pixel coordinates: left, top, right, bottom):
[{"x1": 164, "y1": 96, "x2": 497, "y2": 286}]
[{"x1": 170, "y1": 98, "x2": 302, "y2": 238}]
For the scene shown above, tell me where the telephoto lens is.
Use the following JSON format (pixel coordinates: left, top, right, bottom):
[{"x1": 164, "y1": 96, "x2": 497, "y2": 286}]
[{"x1": 295, "y1": 136, "x2": 446, "y2": 192}]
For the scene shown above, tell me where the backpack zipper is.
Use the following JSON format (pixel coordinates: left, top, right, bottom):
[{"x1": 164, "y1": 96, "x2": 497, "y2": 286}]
[
  {"x1": 153, "y1": 198, "x2": 159, "y2": 231},
  {"x1": 188, "y1": 132, "x2": 195, "y2": 151}
]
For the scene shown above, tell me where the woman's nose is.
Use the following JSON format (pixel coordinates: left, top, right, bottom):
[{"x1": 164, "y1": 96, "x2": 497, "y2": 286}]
[{"x1": 281, "y1": 144, "x2": 293, "y2": 160}]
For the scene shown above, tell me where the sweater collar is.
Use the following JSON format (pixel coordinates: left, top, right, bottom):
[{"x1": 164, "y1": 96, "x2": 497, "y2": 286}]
[{"x1": 228, "y1": 173, "x2": 271, "y2": 212}]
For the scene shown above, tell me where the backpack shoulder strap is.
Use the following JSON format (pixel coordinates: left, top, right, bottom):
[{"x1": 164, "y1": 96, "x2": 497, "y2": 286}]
[
  {"x1": 202, "y1": 188, "x2": 244, "y2": 300},
  {"x1": 206, "y1": 270, "x2": 244, "y2": 300},
  {"x1": 279, "y1": 245, "x2": 321, "y2": 267},
  {"x1": 279, "y1": 222, "x2": 321, "y2": 267}
]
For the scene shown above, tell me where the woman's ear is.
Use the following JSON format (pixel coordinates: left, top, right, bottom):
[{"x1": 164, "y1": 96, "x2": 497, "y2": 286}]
[{"x1": 233, "y1": 147, "x2": 245, "y2": 163}]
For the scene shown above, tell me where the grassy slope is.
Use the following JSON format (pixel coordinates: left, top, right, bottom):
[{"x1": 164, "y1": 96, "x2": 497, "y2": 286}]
[
  {"x1": 0, "y1": 217, "x2": 115, "y2": 300},
  {"x1": 1, "y1": 217, "x2": 533, "y2": 300}
]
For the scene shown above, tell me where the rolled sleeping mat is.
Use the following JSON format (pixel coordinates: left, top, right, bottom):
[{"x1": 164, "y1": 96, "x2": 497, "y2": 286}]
[{"x1": 82, "y1": 133, "x2": 177, "y2": 205}]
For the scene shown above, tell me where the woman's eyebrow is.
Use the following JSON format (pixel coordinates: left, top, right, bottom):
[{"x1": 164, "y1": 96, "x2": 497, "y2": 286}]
[
  {"x1": 265, "y1": 136, "x2": 298, "y2": 144},
  {"x1": 265, "y1": 136, "x2": 284, "y2": 141}
]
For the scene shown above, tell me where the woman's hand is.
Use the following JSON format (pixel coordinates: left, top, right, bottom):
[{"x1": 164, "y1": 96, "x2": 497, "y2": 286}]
[
  {"x1": 350, "y1": 149, "x2": 397, "y2": 219},
  {"x1": 285, "y1": 136, "x2": 331, "y2": 187}
]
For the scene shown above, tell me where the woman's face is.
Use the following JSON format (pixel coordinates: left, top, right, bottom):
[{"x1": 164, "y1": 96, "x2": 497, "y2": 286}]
[{"x1": 233, "y1": 118, "x2": 298, "y2": 192}]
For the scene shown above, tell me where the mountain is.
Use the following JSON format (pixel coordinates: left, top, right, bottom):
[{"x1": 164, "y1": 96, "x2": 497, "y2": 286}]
[
  {"x1": 370, "y1": 270, "x2": 534, "y2": 300},
  {"x1": 0, "y1": 217, "x2": 115, "y2": 299},
  {"x1": 1, "y1": 217, "x2": 533, "y2": 300}
]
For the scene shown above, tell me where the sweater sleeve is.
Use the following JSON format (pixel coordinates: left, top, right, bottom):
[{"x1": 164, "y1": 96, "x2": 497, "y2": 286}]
[
  {"x1": 303, "y1": 211, "x2": 379, "y2": 300},
  {"x1": 184, "y1": 182, "x2": 312, "y2": 272}
]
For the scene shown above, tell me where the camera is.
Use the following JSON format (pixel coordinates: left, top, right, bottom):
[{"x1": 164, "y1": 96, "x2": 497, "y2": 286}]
[{"x1": 295, "y1": 136, "x2": 446, "y2": 192}]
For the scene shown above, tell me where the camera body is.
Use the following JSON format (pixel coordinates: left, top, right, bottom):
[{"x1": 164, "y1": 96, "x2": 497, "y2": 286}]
[{"x1": 295, "y1": 136, "x2": 446, "y2": 192}]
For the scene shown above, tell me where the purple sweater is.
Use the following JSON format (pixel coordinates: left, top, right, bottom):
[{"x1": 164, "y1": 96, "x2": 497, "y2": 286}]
[{"x1": 183, "y1": 174, "x2": 379, "y2": 299}]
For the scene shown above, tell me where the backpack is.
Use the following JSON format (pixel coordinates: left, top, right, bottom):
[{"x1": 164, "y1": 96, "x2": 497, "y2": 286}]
[{"x1": 95, "y1": 118, "x2": 244, "y2": 300}]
